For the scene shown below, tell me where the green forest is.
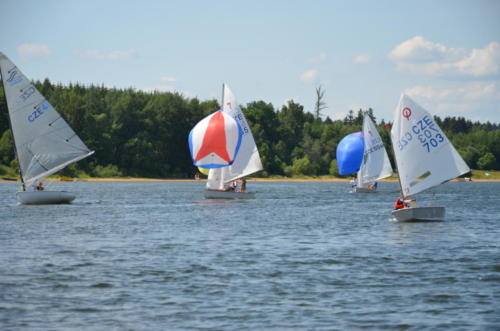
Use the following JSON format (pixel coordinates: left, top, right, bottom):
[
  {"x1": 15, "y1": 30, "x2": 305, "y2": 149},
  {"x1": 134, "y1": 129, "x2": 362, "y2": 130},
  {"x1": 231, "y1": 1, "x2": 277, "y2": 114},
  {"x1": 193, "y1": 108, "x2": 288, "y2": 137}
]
[{"x1": 1, "y1": 79, "x2": 499, "y2": 179}]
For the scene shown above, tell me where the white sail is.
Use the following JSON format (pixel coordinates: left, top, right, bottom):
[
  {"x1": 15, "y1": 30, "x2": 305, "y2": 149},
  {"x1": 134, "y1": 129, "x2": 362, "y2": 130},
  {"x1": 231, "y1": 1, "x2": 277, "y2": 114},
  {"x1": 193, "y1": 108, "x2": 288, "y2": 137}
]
[
  {"x1": 222, "y1": 84, "x2": 263, "y2": 181},
  {"x1": 357, "y1": 113, "x2": 393, "y2": 187},
  {"x1": 0, "y1": 52, "x2": 94, "y2": 187},
  {"x1": 390, "y1": 94, "x2": 469, "y2": 197},
  {"x1": 206, "y1": 84, "x2": 262, "y2": 189},
  {"x1": 207, "y1": 166, "x2": 230, "y2": 190}
]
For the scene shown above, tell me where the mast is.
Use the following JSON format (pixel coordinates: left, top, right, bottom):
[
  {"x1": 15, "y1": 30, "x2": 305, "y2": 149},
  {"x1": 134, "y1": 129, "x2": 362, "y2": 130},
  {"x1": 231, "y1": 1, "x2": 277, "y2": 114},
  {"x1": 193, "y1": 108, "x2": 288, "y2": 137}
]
[
  {"x1": 221, "y1": 83, "x2": 225, "y2": 108},
  {"x1": 220, "y1": 83, "x2": 225, "y2": 187},
  {"x1": 389, "y1": 121, "x2": 404, "y2": 198},
  {"x1": 0, "y1": 65, "x2": 25, "y2": 190}
]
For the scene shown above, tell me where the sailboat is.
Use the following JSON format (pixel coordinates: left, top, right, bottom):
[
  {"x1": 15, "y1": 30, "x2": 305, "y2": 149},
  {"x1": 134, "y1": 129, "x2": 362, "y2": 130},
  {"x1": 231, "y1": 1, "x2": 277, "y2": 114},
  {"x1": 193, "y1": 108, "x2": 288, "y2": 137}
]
[
  {"x1": 355, "y1": 112, "x2": 393, "y2": 192},
  {"x1": 390, "y1": 94, "x2": 470, "y2": 221},
  {"x1": 337, "y1": 131, "x2": 364, "y2": 179},
  {"x1": 0, "y1": 52, "x2": 94, "y2": 204},
  {"x1": 189, "y1": 84, "x2": 263, "y2": 199}
]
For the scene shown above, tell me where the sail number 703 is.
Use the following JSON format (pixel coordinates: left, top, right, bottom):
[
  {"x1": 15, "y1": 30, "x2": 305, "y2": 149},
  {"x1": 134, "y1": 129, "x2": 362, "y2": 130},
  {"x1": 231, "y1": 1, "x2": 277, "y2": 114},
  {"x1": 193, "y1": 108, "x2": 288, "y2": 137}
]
[{"x1": 398, "y1": 115, "x2": 445, "y2": 153}]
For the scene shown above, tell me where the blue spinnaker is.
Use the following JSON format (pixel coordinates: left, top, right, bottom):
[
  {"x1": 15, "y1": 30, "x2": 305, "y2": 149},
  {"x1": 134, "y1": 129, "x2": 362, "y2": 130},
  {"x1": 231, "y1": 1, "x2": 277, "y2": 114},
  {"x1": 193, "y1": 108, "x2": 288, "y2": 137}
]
[{"x1": 336, "y1": 132, "x2": 364, "y2": 175}]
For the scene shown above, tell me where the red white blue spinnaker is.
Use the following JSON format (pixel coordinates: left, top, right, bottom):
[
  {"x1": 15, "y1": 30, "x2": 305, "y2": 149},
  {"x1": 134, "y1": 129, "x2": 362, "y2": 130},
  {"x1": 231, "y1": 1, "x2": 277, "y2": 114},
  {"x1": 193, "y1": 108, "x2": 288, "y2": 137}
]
[{"x1": 189, "y1": 110, "x2": 243, "y2": 168}]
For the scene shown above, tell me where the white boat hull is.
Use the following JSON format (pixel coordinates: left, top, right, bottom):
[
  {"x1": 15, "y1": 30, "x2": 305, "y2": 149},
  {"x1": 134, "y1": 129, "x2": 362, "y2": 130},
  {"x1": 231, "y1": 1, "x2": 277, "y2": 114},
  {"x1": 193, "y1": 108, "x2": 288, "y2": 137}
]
[
  {"x1": 204, "y1": 190, "x2": 255, "y2": 199},
  {"x1": 354, "y1": 187, "x2": 377, "y2": 193},
  {"x1": 16, "y1": 191, "x2": 76, "y2": 205},
  {"x1": 392, "y1": 206, "x2": 445, "y2": 222}
]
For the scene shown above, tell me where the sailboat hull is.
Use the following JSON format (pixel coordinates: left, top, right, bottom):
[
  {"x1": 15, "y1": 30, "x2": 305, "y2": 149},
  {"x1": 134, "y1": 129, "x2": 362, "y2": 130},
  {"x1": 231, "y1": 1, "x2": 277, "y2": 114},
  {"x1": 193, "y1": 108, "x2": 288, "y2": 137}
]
[
  {"x1": 16, "y1": 191, "x2": 76, "y2": 205},
  {"x1": 392, "y1": 206, "x2": 445, "y2": 222},
  {"x1": 204, "y1": 190, "x2": 255, "y2": 199},
  {"x1": 354, "y1": 187, "x2": 377, "y2": 193}
]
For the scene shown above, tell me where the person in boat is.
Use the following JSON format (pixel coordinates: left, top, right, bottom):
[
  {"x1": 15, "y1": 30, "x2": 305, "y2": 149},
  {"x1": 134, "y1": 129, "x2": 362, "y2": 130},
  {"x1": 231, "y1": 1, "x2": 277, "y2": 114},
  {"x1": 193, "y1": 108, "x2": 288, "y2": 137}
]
[
  {"x1": 350, "y1": 177, "x2": 356, "y2": 188},
  {"x1": 240, "y1": 178, "x2": 247, "y2": 193},
  {"x1": 394, "y1": 195, "x2": 413, "y2": 209},
  {"x1": 225, "y1": 181, "x2": 237, "y2": 192},
  {"x1": 394, "y1": 196, "x2": 405, "y2": 210},
  {"x1": 35, "y1": 182, "x2": 44, "y2": 191},
  {"x1": 368, "y1": 181, "x2": 378, "y2": 190}
]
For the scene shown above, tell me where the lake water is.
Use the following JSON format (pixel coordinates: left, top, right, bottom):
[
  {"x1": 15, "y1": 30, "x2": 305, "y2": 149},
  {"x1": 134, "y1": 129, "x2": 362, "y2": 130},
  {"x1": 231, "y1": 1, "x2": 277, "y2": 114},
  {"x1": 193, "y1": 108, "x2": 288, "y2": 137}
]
[{"x1": 0, "y1": 181, "x2": 499, "y2": 330}]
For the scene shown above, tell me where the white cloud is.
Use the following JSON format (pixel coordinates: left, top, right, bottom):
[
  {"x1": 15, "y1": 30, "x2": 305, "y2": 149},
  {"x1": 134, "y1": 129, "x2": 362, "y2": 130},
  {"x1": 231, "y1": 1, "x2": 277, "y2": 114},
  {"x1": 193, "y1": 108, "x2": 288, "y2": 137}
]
[
  {"x1": 404, "y1": 83, "x2": 500, "y2": 117},
  {"x1": 300, "y1": 69, "x2": 319, "y2": 84},
  {"x1": 389, "y1": 36, "x2": 500, "y2": 77},
  {"x1": 404, "y1": 85, "x2": 454, "y2": 100},
  {"x1": 460, "y1": 83, "x2": 497, "y2": 100},
  {"x1": 404, "y1": 83, "x2": 498, "y2": 101},
  {"x1": 309, "y1": 52, "x2": 327, "y2": 64},
  {"x1": 17, "y1": 43, "x2": 51, "y2": 58},
  {"x1": 456, "y1": 42, "x2": 500, "y2": 77},
  {"x1": 354, "y1": 55, "x2": 370, "y2": 64},
  {"x1": 160, "y1": 77, "x2": 176, "y2": 82},
  {"x1": 435, "y1": 103, "x2": 475, "y2": 114},
  {"x1": 389, "y1": 36, "x2": 463, "y2": 63},
  {"x1": 80, "y1": 48, "x2": 137, "y2": 60}
]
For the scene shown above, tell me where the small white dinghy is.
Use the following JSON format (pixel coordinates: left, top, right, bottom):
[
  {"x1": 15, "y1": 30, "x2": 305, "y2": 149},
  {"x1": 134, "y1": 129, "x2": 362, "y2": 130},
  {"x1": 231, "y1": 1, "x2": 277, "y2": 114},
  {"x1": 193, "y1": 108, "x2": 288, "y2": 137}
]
[
  {"x1": 17, "y1": 191, "x2": 76, "y2": 205},
  {"x1": 355, "y1": 112, "x2": 393, "y2": 193},
  {"x1": 189, "y1": 84, "x2": 263, "y2": 199},
  {"x1": 0, "y1": 52, "x2": 94, "y2": 204},
  {"x1": 354, "y1": 187, "x2": 377, "y2": 193},
  {"x1": 204, "y1": 189, "x2": 255, "y2": 199},
  {"x1": 389, "y1": 94, "x2": 470, "y2": 222},
  {"x1": 392, "y1": 206, "x2": 445, "y2": 222}
]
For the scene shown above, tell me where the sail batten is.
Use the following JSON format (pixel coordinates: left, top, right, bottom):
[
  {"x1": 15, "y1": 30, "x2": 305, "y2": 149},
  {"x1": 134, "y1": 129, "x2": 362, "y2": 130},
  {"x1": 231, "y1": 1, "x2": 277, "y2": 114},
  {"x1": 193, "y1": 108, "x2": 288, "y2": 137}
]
[
  {"x1": 390, "y1": 94, "x2": 470, "y2": 197},
  {"x1": 0, "y1": 52, "x2": 94, "y2": 185}
]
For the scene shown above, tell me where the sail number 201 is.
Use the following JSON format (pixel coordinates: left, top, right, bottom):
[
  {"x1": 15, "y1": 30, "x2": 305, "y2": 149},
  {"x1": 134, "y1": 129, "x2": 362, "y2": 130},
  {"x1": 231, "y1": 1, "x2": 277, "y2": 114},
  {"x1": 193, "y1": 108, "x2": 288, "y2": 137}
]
[{"x1": 398, "y1": 115, "x2": 445, "y2": 153}]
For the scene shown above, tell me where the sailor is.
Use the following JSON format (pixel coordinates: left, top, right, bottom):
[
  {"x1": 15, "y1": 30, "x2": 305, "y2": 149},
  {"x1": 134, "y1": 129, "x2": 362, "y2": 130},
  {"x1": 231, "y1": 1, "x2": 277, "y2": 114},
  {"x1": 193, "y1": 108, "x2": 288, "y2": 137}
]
[
  {"x1": 350, "y1": 177, "x2": 356, "y2": 188},
  {"x1": 240, "y1": 178, "x2": 247, "y2": 192},
  {"x1": 394, "y1": 195, "x2": 413, "y2": 209},
  {"x1": 394, "y1": 196, "x2": 405, "y2": 210},
  {"x1": 35, "y1": 182, "x2": 44, "y2": 191}
]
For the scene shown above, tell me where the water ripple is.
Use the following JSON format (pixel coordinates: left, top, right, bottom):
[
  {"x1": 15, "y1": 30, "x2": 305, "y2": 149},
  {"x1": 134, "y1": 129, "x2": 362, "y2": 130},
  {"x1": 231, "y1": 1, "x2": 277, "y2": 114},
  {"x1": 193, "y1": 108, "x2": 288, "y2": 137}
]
[{"x1": 0, "y1": 181, "x2": 499, "y2": 330}]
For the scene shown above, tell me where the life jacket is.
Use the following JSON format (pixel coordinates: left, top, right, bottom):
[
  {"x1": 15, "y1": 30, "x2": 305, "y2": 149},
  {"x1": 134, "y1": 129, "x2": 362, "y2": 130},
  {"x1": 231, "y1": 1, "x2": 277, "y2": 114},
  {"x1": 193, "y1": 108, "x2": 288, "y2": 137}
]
[{"x1": 394, "y1": 197, "x2": 405, "y2": 210}]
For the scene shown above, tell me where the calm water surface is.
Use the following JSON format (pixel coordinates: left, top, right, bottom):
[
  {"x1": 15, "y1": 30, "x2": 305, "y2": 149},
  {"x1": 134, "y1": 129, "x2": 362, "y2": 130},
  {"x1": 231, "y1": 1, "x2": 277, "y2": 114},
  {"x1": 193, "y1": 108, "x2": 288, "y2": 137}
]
[{"x1": 1, "y1": 181, "x2": 499, "y2": 330}]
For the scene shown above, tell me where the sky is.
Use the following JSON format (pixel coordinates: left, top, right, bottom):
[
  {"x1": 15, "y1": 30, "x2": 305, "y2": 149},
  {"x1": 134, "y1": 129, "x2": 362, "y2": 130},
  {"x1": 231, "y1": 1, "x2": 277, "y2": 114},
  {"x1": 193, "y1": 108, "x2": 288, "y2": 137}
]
[{"x1": 1, "y1": 0, "x2": 500, "y2": 123}]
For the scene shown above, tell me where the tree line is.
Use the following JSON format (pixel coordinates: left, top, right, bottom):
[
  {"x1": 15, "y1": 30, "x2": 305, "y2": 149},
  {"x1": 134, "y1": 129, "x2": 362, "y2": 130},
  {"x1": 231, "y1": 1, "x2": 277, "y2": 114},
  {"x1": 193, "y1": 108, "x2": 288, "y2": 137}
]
[{"x1": 1, "y1": 79, "x2": 499, "y2": 178}]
